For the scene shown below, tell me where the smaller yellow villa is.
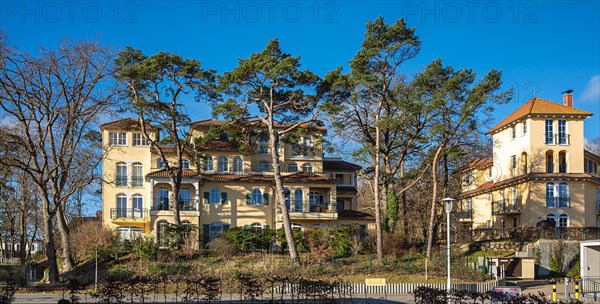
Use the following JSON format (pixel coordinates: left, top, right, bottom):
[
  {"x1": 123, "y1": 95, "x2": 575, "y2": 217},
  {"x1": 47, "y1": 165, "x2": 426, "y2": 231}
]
[
  {"x1": 457, "y1": 93, "x2": 600, "y2": 237},
  {"x1": 100, "y1": 118, "x2": 374, "y2": 245}
]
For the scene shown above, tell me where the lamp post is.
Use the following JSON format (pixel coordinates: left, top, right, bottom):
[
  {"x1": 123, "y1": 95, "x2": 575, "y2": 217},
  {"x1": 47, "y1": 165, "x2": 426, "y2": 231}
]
[{"x1": 442, "y1": 197, "x2": 455, "y2": 294}]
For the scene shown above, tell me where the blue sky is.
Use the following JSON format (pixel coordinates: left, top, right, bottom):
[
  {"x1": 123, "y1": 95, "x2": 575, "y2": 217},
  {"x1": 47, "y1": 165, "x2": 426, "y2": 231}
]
[{"x1": 2, "y1": 0, "x2": 599, "y2": 138}]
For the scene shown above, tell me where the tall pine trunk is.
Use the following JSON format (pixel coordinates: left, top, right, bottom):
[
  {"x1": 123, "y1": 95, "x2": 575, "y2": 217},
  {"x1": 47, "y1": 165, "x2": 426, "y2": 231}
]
[
  {"x1": 374, "y1": 107, "x2": 384, "y2": 263},
  {"x1": 268, "y1": 123, "x2": 299, "y2": 261},
  {"x1": 426, "y1": 144, "x2": 444, "y2": 259}
]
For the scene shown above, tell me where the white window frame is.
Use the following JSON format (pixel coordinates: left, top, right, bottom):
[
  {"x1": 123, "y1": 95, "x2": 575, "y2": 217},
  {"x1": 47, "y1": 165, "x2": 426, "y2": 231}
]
[
  {"x1": 217, "y1": 156, "x2": 229, "y2": 172},
  {"x1": 251, "y1": 189, "x2": 263, "y2": 205},
  {"x1": 545, "y1": 120, "x2": 554, "y2": 145},
  {"x1": 109, "y1": 132, "x2": 127, "y2": 146},
  {"x1": 209, "y1": 188, "x2": 221, "y2": 204},
  {"x1": 233, "y1": 156, "x2": 244, "y2": 173},
  {"x1": 302, "y1": 163, "x2": 313, "y2": 173},
  {"x1": 132, "y1": 133, "x2": 149, "y2": 146}
]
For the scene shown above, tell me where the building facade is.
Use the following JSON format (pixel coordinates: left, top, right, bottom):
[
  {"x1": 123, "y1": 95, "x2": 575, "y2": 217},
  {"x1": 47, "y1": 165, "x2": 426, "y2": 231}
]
[
  {"x1": 458, "y1": 94, "x2": 600, "y2": 233},
  {"x1": 100, "y1": 118, "x2": 373, "y2": 245}
]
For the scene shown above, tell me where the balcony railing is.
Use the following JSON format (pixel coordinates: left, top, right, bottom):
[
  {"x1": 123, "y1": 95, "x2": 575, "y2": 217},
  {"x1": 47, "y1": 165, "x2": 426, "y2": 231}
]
[
  {"x1": 546, "y1": 134, "x2": 571, "y2": 145},
  {"x1": 492, "y1": 199, "x2": 522, "y2": 215},
  {"x1": 152, "y1": 199, "x2": 198, "y2": 211},
  {"x1": 546, "y1": 197, "x2": 570, "y2": 208},
  {"x1": 286, "y1": 199, "x2": 305, "y2": 212},
  {"x1": 110, "y1": 208, "x2": 148, "y2": 220},
  {"x1": 115, "y1": 176, "x2": 128, "y2": 186},
  {"x1": 131, "y1": 176, "x2": 144, "y2": 187}
]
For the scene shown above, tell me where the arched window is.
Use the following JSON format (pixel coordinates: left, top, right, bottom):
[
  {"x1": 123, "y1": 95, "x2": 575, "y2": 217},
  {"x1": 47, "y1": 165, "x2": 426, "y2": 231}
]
[
  {"x1": 546, "y1": 183, "x2": 555, "y2": 208},
  {"x1": 209, "y1": 222, "x2": 224, "y2": 241},
  {"x1": 291, "y1": 223, "x2": 303, "y2": 231},
  {"x1": 233, "y1": 156, "x2": 243, "y2": 173},
  {"x1": 218, "y1": 156, "x2": 229, "y2": 172},
  {"x1": 546, "y1": 151, "x2": 554, "y2": 173},
  {"x1": 180, "y1": 188, "x2": 192, "y2": 210},
  {"x1": 132, "y1": 162, "x2": 143, "y2": 187},
  {"x1": 116, "y1": 162, "x2": 128, "y2": 186},
  {"x1": 210, "y1": 188, "x2": 221, "y2": 204},
  {"x1": 258, "y1": 161, "x2": 270, "y2": 172},
  {"x1": 251, "y1": 189, "x2": 263, "y2": 205},
  {"x1": 156, "y1": 220, "x2": 169, "y2": 247},
  {"x1": 203, "y1": 156, "x2": 214, "y2": 172},
  {"x1": 287, "y1": 163, "x2": 298, "y2": 173},
  {"x1": 250, "y1": 223, "x2": 264, "y2": 229},
  {"x1": 558, "y1": 182, "x2": 569, "y2": 208},
  {"x1": 132, "y1": 194, "x2": 143, "y2": 218},
  {"x1": 116, "y1": 194, "x2": 128, "y2": 218},
  {"x1": 558, "y1": 151, "x2": 567, "y2": 173},
  {"x1": 302, "y1": 163, "x2": 313, "y2": 173},
  {"x1": 157, "y1": 188, "x2": 169, "y2": 210},
  {"x1": 294, "y1": 189, "x2": 303, "y2": 212},
  {"x1": 558, "y1": 214, "x2": 568, "y2": 227}
]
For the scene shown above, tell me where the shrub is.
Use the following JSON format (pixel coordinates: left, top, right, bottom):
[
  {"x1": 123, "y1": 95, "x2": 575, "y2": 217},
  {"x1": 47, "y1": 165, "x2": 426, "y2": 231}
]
[
  {"x1": 110, "y1": 265, "x2": 132, "y2": 280},
  {"x1": 207, "y1": 237, "x2": 238, "y2": 257},
  {"x1": 132, "y1": 236, "x2": 158, "y2": 261},
  {"x1": 224, "y1": 227, "x2": 275, "y2": 251},
  {"x1": 275, "y1": 228, "x2": 305, "y2": 252},
  {"x1": 304, "y1": 228, "x2": 333, "y2": 259}
]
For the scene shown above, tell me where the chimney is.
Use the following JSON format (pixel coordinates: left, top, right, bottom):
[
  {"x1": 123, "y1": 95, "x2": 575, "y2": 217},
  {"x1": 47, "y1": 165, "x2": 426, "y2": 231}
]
[{"x1": 562, "y1": 90, "x2": 573, "y2": 107}]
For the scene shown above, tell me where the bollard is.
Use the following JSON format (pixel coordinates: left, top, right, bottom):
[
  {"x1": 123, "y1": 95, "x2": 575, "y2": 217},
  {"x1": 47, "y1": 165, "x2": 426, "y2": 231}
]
[
  {"x1": 552, "y1": 283, "x2": 557, "y2": 302},
  {"x1": 575, "y1": 281, "x2": 579, "y2": 300}
]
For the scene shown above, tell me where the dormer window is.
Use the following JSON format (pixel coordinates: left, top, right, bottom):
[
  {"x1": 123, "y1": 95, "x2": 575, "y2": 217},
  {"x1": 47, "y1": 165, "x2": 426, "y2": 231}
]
[{"x1": 109, "y1": 132, "x2": 126, "y2": 146}]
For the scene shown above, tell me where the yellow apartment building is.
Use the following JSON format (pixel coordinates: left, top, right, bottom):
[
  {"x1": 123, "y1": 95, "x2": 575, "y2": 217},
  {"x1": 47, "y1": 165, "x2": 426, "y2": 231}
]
[
  {"x1": 100, "y1": 118, "x2": 373, "y2": 245},
  {"x1": 458, "y1": 93, "x2": 600, "y2": 234}
]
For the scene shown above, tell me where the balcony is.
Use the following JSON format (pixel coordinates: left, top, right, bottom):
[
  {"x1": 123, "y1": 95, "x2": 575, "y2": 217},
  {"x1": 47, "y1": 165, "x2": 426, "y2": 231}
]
[
  {"x1": 282, "y1": 200, "x2": 338, "y2": 220},
  {"x1": 152, "y1": 199, "x2": 198, "y2": 211},
  {"x1": 110, "y1": 208, "x2": 149, "y2": 224},
  {"x1": 492, "y1": 199, "x2": 522, "y2": 215},
  {"x1": 545, "y1": 197, "x2": 570, "y2": 209},
  {"x1": 546, "y1": 134, "x2": 571, "y2": 145},
  {"x1": 115, "y1": 176, "x2": 128, "y2": 187},
  {"x1": 456, "y1": 209, "x2": 473, "y2": 222}
]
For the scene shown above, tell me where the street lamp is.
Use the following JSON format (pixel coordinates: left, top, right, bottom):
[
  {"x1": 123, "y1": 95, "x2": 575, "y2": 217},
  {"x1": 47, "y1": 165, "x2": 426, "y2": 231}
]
[{"x1": 442, "y1": 197, "x2": 455, "y2": 294}]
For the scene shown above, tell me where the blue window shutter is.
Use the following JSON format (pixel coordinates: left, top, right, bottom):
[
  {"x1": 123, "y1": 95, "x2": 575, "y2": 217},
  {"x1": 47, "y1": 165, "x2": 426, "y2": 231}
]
[
  {"x1": 203, "y1": 192, "x2": 209, "y2": 204},
  {"x1": 202, "y1": 224, "x2": 209, "y2": 246},
  {"x1": 263, "y1": 193, "x2": 269, "y2": 205},
  {"x1": 223, "y1": 224, "x2": 230, "y2": 231}
]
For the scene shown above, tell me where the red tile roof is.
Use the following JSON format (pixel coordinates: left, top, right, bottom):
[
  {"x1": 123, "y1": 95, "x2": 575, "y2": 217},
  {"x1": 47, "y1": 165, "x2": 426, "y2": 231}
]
[
  {"x1": 459, "y1": 173, "x2": 600, "y2": 198},
  {"x1": 487, "y1": 97, "x2": 592, "y2": 134},
  {"x1": 323, "y1": 159, "x2": 362, "y2": 171},
  {"x1": 101, "y1": 118, "x2": 156, "y2": 130},
  {"x1": 458, "y1": 157, "x2": 493, "y2": 173},
  {"x1": 146, "y1": 168, "x2": 199, "y2": 177}
]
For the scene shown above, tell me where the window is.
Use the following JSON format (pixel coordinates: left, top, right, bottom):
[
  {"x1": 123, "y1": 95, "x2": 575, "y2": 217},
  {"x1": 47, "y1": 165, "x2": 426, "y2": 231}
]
[
  {"x1": 157, "y1": 159, "x2": 165, "y2": 169},
  {"x1": 116, "y1": 162, "x2": 128, "y2": 186},
  {"x1": 558, "y1": 151, "x2": 567, "y2": 173},
  {"x1": 250, "y1": 223, "x2": 264, "y2": 229},
  {"x1": 258, "y1": 136, "x2": 269, "y2": 154},
  {"x1": 287, "y1": 163, "x2": 298, "y2": 173},
  {"x1": 109, "y1": 132, "x2": 126, "y2": 146},
  {"x1": 156, "y1": 188, "x2": 169, "y2": 210},
  {"x1": 511, "y1": 125, "x2": 516, "y2": 139},
  {"x1": 118, "y1": 226, "x2": 143, "y2": 241},
  {"x1": 545, "y1": 120, "x2": 554, "y2": 144},
  {"x1": 132, "y1": 162, "x2": 143, "y2": 187},
  {"x1": 132, "y1": 194, "x2": 143, "y2": 218},
  {"x1": 522, "y1": 121, "x2": 527, "y2": 135},
  {"x1": 219, "y1": 132, "x2": 229, "y2": 140},
  {"x1": 558, "y1": 120, "x2": 567, "y2": 144},
  {"x1": 513, "y1": 217, "x2": 518, "y2": 228},
  {"x1": 116, "y1": 194, "x2": 127, "y2": 218},
  {"x1": 258, "y1": 161, "x2": 270, "y2": 172},
  {"x1": 209, "y1": 188, "x2": 221, "y2": 204},
  {"x1": 156, "y1": 220, "x2": 168, "y2": 247},
  {"x1": 309, "y1": 192, "x2": 325, "y2": 207},
  {"x1": 294, "y1": 189, "x2": 303, "y2": 212},
  {"x1": 302, "y1": 138, "x2": 312, "y2": 157},
  {"x1": 546, "y1": 214, "x2": 556, "y2": 227},
  {"x1": 488, "y1": 167, "x2": 493, "y2": 178},
  {"x1": 558, "y1": 182, "x2": 569, "y2": 208},
  {"x1": 218, "y1": 156, "x2": 228, "y2": 172},
  {"x1": 511, "y1": 155, "x2": 517, "y2": 170},
  {"x1": 203, "y1": 156, "x2": 213, "y2": 172},
  {"x1": 546, "y1": 183, "x2": 555, "y2": 208},
  {"x1": 465, "y1": 172, "x2": 473, "y2": 185},
  {"x1": 546, "y1": 151, "x2": 554, "y2": 173},
  {"x1": 291, "y1": 223, "x2": 303, "y2": 230},
  {"x1": 182, "y1": 159, "x2": 190, "y2": 169},
  {"x1": 334, "y1": 173, "x2": 344, "y2": 183},
  {"x1": 133, "y1": 133, "x2": 148, "y2": 146},
  {"x1": 251, "y1": 189, "x2": 263, "y2": 205},
  {"x1": 180, "y1": 189, "x2": 192, "y2": 210},
  {"x1": 233, "y1": 157, "x2": 243, "y2": 173},
  {"x1": 558, "y1": 214, "x2": 568, "y2": 227},
  {"x1": 302, "y1": 163, "x2": 313, "y2": 173},
  {"x1": 209, "y1": 222, "x2": 224, "y2": 241}
]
